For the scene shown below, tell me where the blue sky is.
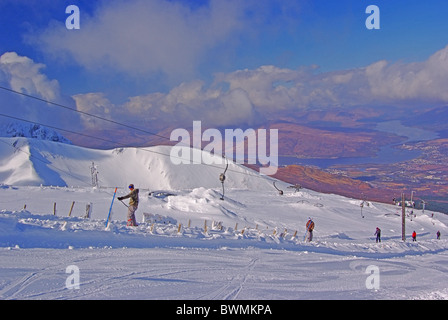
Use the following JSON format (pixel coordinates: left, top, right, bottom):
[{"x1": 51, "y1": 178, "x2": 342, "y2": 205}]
[{"x1": 1, "y1": 0, "x2": 448, "y2": 131}]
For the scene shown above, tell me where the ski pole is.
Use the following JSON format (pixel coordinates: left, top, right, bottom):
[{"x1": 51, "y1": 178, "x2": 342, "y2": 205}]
[
  {"x1": 106, "y1": 187, "x2": 118, "y2": 228},
  {"x1": 119, "y1": 199, "x2": 129, "y2": 208},
  {"x1": 303, "y1": 229, "x2": 309, "y2": 242}
]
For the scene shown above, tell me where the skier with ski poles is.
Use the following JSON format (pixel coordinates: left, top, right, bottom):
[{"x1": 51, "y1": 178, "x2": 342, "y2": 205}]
[{"x1": 118, "y1": 184, "x2": 139, "y2": 226}]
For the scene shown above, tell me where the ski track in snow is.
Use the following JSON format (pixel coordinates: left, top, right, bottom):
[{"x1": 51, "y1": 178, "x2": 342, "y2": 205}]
[{"x1": 2, "y1": 247, "x2": 446, "y2": 300}]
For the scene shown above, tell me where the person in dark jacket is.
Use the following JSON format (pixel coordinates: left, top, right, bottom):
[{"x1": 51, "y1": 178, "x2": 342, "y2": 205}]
[
  {"x1": 118, "y1": 184, "x2": 139, "y2": 226},
  {"x1": 374, "y1": 227, "x2": 381, "y2": 243}
]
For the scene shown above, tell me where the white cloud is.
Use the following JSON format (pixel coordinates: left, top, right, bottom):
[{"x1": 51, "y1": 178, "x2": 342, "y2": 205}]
[
  {"x1": 72, "y1": 92, "x2": 116, "y2": 129},
  {"x1": 4, "y1": 43, "x2": 448, "y2": 138},
  {"x1": 70, "y1": 45, "x2": 448, "y2": 131},
  {"x1": 214, "y1": 65, "x2": 302, "y2": 111},
  {"x1": 31, "y1": 0, "x2": 247, "y2": 83},
  {"x1": 29, "y1": 0, "x2": 305, "y2": 87},
  {"x1": 215, "y1": 45, "x2": 448, "y2": 111},
  {"x1": 0, "y1": 52, "x2": 79, "y2": 130},
  {"x1": 19, "y1": 0, "x2": 448, "y2": 134},
  {"x1": 0, "y1": 52, "x2": 60, "y2": 101},
  {"x1": 363, "y1": 47, "x2": 448, "y2": 105},
  {"x1": 73, "y1": 79, "x2": 258, "y2": 130}
]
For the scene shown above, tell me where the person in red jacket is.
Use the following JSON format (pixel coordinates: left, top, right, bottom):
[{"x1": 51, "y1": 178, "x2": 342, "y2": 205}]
[
  {"x1": 412, "y1": 231, "x2": 417, "y2": 242},
  {"x1": 305, "y1": 219, "x2": 315, "y2": 242}
]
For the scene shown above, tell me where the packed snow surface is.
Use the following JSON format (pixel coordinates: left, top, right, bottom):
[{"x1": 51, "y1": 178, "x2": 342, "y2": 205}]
[{"x1": 0, "y1": 137, "x2": 447, "y2": 300}]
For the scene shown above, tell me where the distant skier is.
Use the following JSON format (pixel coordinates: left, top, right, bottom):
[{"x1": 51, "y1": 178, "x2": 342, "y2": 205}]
[
  {"x1": 412, "y1": 230, "x2": 417, "y2": 242},
  {"x1": 305, "y1": 219, "x2": 315, "y2": 242},
  {"x1": 374, "y1": 227, "x2": 381, "y2": 243},
  {"x1": 118, "y1": 184, "x2": 139, "y2": 226},
  {"x1": 436, "y1": 231, "x2": 441, "y2": 240}
]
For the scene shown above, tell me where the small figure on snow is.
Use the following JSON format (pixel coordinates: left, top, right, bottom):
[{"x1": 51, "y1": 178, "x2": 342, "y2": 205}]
[
  {"x1": 412, "y1": 230, "x2": 417, "y2": 242},
  {"x1": 118, "y1": 184, "x2": 139, "y2": 226},
  {"x1": 436, "y1": 230, "x2": 441, "y2": 240},
  {"x1": 305, "y1": 218, "x2": 315, "y2": 242},
  {"x1": 374, "y1": 227, "x2": 381, "y2": 243}
]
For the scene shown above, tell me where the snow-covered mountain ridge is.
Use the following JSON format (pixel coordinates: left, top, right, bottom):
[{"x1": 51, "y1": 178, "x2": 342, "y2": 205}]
[
  {"x1": 0, "y1": 122, "x2": 72, "y2": 144},
  {"x1": 0, "y1": 136, "x2": 270, "y2": 190}
]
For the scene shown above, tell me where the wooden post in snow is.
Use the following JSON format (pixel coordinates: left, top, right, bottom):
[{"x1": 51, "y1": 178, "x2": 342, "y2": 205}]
[{"x1": 68, "y1": 201, "x2": 75, "y2": 217}]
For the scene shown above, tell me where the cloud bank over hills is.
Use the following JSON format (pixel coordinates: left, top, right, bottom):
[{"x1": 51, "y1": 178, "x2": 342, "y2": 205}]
[
  {"x1": 2, "y1": 40, "x2": 448, "y2": 135},
  {"x1": 72, "y1": 44, "x2": 448, "y2": 131}
]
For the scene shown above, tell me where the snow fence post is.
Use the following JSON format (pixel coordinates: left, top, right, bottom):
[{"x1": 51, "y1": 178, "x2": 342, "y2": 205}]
[
  {"x1": 85, "y1": 203, "x2": 92, "y2": 219},
  {"x1": 68, "y1": 201, "x2": 75, "y2": 217},
  {"x1": 281, "y1": 228, "x2": 287, "y2": 239}
]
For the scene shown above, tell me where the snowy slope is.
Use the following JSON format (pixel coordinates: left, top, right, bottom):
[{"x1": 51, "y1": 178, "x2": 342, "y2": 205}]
[
  {"x1": 0, "y1": 137, "x2": 272, "y2": 190},
  {"x1": 0, "y1": 185, "x2": 447, "y2": 300},
  {"x1": 0, "y1": 137, "x2": 447, "y2": 300}
]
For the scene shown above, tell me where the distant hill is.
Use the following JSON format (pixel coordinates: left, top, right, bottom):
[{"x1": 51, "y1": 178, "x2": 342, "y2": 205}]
[
  {"x1": 0, "y1": 122, "x2": 72, "y2": 145},
  {"x1": 0, "y1": 137, "x2": 272, "y2": 191}
]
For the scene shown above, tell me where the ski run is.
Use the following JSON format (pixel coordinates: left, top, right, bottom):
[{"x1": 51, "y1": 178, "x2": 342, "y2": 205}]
[{"x1": 0, "y1": 137, "x2": 447, "y2": 300}]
